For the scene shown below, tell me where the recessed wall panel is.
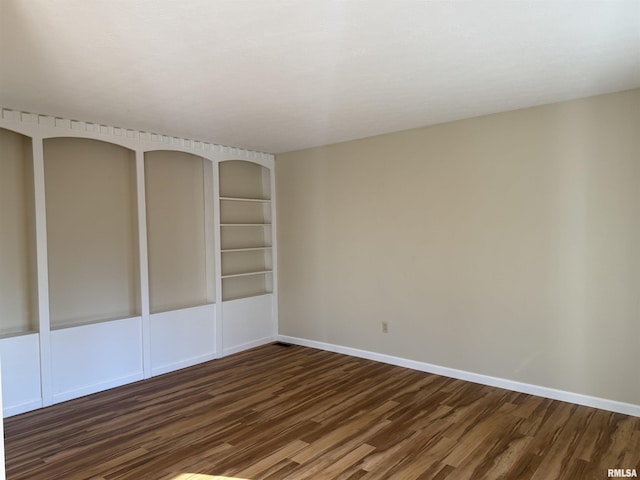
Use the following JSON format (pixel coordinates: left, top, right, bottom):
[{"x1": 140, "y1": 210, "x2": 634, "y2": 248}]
[
  {"x1": 0, "y1": 128, "x2": 37, "y2": 336},
  {"x1": 145, "y1": 151, "x2": 212, "y2": 313},
  {"x1": 44, "y1": 138, "x2": 139, "y2": 327}
]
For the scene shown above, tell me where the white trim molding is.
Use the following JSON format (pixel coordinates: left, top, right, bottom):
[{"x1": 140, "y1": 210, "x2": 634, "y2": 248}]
[
  {"x1": 277, "y1": 335, "x2": 640, "y2": 418},
  {"x1": 51, "y1": 373, "x2": 144, "y2": 404},
  {"x1": 0, "y1": 108, "x2": 275, "y2": 166},
  {"x1": 223, "y1": 336, "x2": 276, "y2": 357}
]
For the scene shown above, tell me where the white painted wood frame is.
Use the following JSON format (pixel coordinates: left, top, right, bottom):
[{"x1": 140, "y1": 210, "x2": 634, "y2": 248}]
[{"x1": 0, "y1": 108, "x2": 277, "y2": 417}]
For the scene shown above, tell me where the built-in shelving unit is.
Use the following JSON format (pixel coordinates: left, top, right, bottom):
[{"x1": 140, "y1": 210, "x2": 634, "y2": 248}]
[
  {"x1": 219, "y1": 160, "x2": 273, "y2": 302},
  {"x1": 0, "y1": 109, "x2": 277, "y2": 417},
  {"x1": 217, "y1": 160, "x2": 276, "y2": 356}
]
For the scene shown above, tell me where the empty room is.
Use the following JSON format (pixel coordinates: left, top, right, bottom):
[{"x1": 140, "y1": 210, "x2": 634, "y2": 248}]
[{"x1": 0, "y1": 1, "x2": 638, "y2": 479}]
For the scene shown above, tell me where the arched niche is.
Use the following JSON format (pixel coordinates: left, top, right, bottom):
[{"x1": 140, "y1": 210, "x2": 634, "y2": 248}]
[
  {"x1": 0, "y1": 128, "x2": 38, "y2": 336},
  {"x1": 144, "y1": 150, "x2": 215, "y2": 313},
  {"x1": 43, "y1": 137, "x2": 139, "y2": 327},
  {"x1": 219, "y1": 159, "x2": 271, "y2": 199}
]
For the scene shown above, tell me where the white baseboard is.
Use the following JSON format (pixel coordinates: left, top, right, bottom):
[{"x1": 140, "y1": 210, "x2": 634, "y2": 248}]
[
  {"x1": 277, "y1": 335, "x2": 640, "y2": 418},
  {"x1": 3, "y1": 399, "x2": 43, "y2": 418},
  {"x1": 151, "y1": 352, "x2": 218, "y2": 377},
  {"x1": 223, "y1": 335, "x2": 276, "y2": 357},
  {"x1": 52, "y1": 372, "x2": 144, "y2": 405}
]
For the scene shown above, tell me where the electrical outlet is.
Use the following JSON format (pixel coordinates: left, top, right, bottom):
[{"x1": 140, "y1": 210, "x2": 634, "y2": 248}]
[{"x1": 382, "y1": 321, "x2": 388, "y2": 333}]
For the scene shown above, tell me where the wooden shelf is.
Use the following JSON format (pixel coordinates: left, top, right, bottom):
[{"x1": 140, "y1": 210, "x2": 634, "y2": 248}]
[
  {"x1": 220, "y1": 196, "x2": 271, "y2": 203},
  {"x1": 0, "y1": 329, "x2": 39, "y2": 340},
  {"x1": 221, "y1": 270, "x2": 272, "y2": 279},
  {"x1": 221, "y1": 292, "x2": 272, "y2": 302},
  {"x1": 221, "y1": 246, "x2": 272, "y2": 253},
  {"x1": 50, "y1": 315, "x2": 139, "y2": 331},
  {"x1": 220, "y1": 223, "x2": 271, "y2": 227},
  {"x1": 221, "y1": 275, "x2": 273, "y2": 301}
]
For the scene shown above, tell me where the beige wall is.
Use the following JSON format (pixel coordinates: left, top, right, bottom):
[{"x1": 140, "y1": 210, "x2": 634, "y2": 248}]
[
  {"x1": 0, "y1": 128, "x2": 37, "y2": 335},
  {"x1": 144, "y1": 150, "x2": 211, "y2": 313},
  {"x1": 276, "y1": 89, "x2": 640, "y2": 405},
  {"x1": 44, "y1": 138, "x2": 139, "y2": 326}
]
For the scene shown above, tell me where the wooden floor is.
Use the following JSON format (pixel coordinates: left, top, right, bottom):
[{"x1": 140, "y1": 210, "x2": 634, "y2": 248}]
[{"x1": 4, "y1": 344, "x2": 639, "y2": 480}]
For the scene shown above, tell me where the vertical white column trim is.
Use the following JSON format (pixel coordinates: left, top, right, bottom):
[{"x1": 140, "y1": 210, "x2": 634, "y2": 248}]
[
  {"x1": 203, "y1": 160, "x2": 216, "y2": 304},
  {"x1": 203, "y1": 159, "x2": 217, "y2": 357},
  {"x1": 213, "y1": 160, "x2": 224, "y2": 356},
  {"x1": 135, "y1": 151, "x2": 152, "y2": 378},
  {"x1": 32, "y1": 137, "x2": 53, "y2": 406},
  {"x1": 269, "y1": 162, "x2": 279, "y2": 337}
]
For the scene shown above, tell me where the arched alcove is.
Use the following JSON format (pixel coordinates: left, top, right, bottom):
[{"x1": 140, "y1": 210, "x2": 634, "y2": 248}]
[
  {"x1": 43, "y1": 137, "x2": 139, "y2": 327},
  {"x1": 144, "y1": 150, "x2": 215, "y2": 313}
]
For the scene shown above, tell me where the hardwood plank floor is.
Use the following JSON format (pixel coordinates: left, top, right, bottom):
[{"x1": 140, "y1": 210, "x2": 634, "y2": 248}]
[{"x1": 4, "y1": 344, "x2": 639, "y2": 479}]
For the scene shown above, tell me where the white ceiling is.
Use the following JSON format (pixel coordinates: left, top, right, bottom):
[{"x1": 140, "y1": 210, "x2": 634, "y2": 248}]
[{"x1": 1, "y1": 1, "x2": 638, "y2": 154}]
